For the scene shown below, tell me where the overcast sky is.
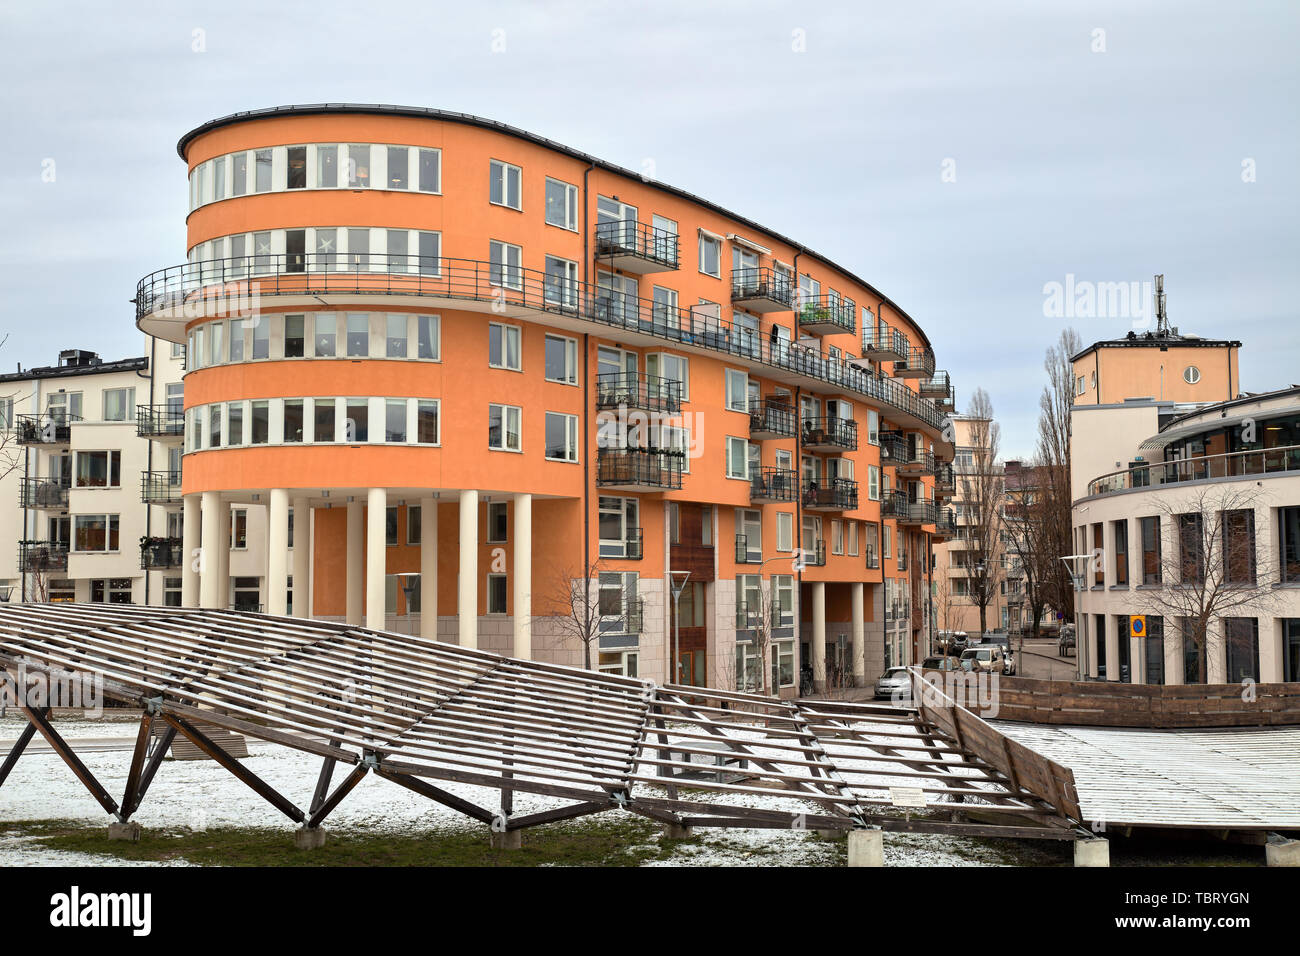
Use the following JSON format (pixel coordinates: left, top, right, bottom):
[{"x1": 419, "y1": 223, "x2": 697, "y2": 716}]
[{"x1": 1, "y1": 0, "x2": 1296, "y2": 455}]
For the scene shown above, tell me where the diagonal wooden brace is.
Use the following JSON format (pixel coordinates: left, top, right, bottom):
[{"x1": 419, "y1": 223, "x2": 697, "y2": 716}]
[
  {"x1": 0, "y1": 707, "x2": 47, "y2": 790},
  {"x1": 21, "y1": 704, "x2": 120, "y2": 819}
]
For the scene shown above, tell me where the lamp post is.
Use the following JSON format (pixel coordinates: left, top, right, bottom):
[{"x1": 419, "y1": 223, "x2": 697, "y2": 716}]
[
  {"x1": 668, "y1": 571, "x2": 691, "y2": 686},
  {"x1": 396, "y1": 572, "x2": 419, "y2": 636}
]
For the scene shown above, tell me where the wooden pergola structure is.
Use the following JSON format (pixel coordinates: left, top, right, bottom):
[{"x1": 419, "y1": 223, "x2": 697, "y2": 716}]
[{"x1": 0, "y1": 604, "x2": 1087, "y2": 845}]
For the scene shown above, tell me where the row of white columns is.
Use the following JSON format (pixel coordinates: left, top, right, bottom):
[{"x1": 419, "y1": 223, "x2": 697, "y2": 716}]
[
  {"x1": 807, "y1": 581, "x2": 868, "y2": 688},
  {"x1": 182, "y1": 489, "x2": 533, "y2": 656}
]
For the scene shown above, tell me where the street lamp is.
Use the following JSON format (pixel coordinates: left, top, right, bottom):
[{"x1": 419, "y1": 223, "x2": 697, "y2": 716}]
[
  {"x1": 395, "y1": 572, "x2": 419, "y2": 636},
  {"x1": 668, "y1": 571, "x2": 691, "y2": 686}
]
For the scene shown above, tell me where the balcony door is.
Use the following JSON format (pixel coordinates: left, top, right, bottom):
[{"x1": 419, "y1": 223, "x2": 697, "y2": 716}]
[{"x1": 597, "y1": 196, "x2": 637, "y2": 248}]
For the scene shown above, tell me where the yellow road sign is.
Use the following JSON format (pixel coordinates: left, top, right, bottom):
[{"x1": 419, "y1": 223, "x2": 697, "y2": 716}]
[{"x1": 1130, "y1": 615, "x2": 1146, "y2": 638}]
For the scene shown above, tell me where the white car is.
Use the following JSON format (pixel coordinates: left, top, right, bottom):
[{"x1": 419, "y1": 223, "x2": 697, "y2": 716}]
[{"x1": 874, "y1": 666, "x2": 912, "y2": 701}]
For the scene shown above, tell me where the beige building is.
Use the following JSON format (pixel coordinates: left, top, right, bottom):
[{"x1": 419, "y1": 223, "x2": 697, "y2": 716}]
[{"x1": 1071, "y1": 330, "x2": 1240, "y2": 407}]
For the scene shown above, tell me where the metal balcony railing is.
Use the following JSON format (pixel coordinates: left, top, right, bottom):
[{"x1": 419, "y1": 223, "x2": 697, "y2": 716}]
[
  {"x1": 140, "y1": 537, "x2": 184, "y2": 570},
  {"x1": 596, "y1": 447, "x2": 684, "y2": 490},
  {"x1": 935, "y1": 464, "x2": 956, "y2": 495},
  {"x1": 882, "y1": 492, "x2": 911, "y2": 520},
  {"x1": 903, "y1": 500, "x2": 938, "y2": 525},
  {"x1": 15, "y1": 413, "x2": 80, "y2": 445},
  {"x1": 137, "y1": 254, "x2": 948, "y2": 432},
  {"x1": 1086, "y1": 444, "x2": 1300, "y2": 497},
  {"x1": 594, "y1": 372, "x2": 682, "y2": 415},
  {"x1": 17, "y1": 540, "x2": 69, "y2": 572},
  {"x1": 861, "y1": 325, "x2": 909, "y2": 361},
  {"x1": 735, "y1": 533, "x2": 762, "y2": 564},
  {"x1": 749, "y1": 466, "x2": 798, "y2": 503},
  {"x1": 141, "y1": 470, "x2": 183, "y2": 504},
  {"x1": 893, "y1": 346, "x2": 937, "y2": 378},
  {"x1": 594, "y1": 220, "x2": 679, "y2": 271},
  {"x1": 802, "y1": 477, "x2": 859, "y2": 511},
  {"x1": 799, "y1": 540, "x2": 826, "y2": 567},
  {"x1": 730, "y1": 267, "x2": 795, "y2": 311},
  {"x1": 623, "y1": 598, "x2": 644, "y2": 635},
  {"x1": 137, "y1": 404, "x2": 185, "y2": 439},
  {"x1": 735, "y1": 600, "x2": 784, "y2": 631},
  {"x1": 800, "y1": 416, "x2": 858, "y2": 451},
  {"x1": 748, "y1": 399, "x2": 796, "y2": 438},
  {"x1": 624, "y1": 527, "x2": 644, "y2": 560},
  {"x1": 935, "y1": 508, "x2": 957, "y2": 536},
  {"x1": 19, "y1": 476, "x2": 70, "y2": 510},
  {"x1": 865, "y1": 551, "x2": 880, "y2": 570},
  {"x1": 795, "y1": 295, "x2": 856, "y2": 336},
  {"x1": 900, "y1": 448, "x2": 936, "y2": 475}
]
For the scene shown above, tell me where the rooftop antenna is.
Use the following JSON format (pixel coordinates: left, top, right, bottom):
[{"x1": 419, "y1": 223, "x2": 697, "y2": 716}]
[{"x1": 1154, "y1": 274, "x2": 1169, "y2": 336}]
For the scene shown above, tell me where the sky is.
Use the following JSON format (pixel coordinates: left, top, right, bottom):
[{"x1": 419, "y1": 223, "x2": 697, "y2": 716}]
[{"x1": 1, "y1": 0, "x2": 1296, "y2": 456}]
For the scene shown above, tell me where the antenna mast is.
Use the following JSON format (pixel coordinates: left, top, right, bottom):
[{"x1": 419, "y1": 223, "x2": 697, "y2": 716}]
[{"x1": 1154, "y1": 274, "x2": 1169, "y2": 336}]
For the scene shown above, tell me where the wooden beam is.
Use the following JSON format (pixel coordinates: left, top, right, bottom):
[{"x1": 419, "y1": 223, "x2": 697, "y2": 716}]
[
  {"x1": 119, "y1": 713, "x2": 154, "y2": 820},
  {"x1": 128, "y1": 724, "x2": 177, "y2": 816},
  {"x1": 0, "y1": 708, "x2": 45, "y2": 789},
  {"x1": 21, "y1": 705, "x2": 119, "y2": 818},
  {"x1": 374, "y1": 767, "x2": 496, "y2": 825},
  {"x1": 163, "y1": 715, "x2": 304, "y2": 824},
  {"x1": 505, "y1": 801, "x2": 611, "y2": 831},
  {"x1": 307, "y1": 765, "x2": 368, "y2": 829}
]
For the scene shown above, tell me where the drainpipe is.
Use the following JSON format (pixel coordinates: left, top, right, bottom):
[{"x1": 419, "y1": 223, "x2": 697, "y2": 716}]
[
  {"x1": 581, "y1": 162, "x2": 594, "y2": 651},
  {"x1": 139, "y1": 340, "x2": 156, "y2": 605}
]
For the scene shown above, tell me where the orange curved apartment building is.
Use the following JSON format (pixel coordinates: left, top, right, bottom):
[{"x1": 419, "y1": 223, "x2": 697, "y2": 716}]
[{"x1": 137, "y1": 104, "x2": 957, "y2": 694}]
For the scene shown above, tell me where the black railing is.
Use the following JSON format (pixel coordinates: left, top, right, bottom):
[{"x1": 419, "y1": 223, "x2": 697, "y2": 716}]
[
  {"x1": 596, "y1": 447, "x2": 684, "y2": 490},
  {"x1": 800, "y1": 416, "x2": 858, "y2": 451},
  {"x1": 735, "y1": 600, "x2": 785, "y2": 630},
  {"x1": 862, "y1": 325, "x2": 909, "y2": 358},
  {"x1": 935, "y1": 464, "x2": 956, "y2": 494},
  {"x1": 141, "y1": 470, "x2": 184, "y2": 504},
  {"x1": 749, "y1": 399, "x2": 796, "y2": 438},
  {"x1": 749, "y1": 466, "x2": 798, "y2": 502},
  {"x1": 802, "y1": 477, "x2": 859, "y2": 510},
  {"x1": 624, "y1": 598, "x2": 644, "y2": 635},
  {"x1": 140, "y1": 537, "x2": 184, "y2": 569},
  {"x1": 799, "y1": 540, "x2": 827, "y2": 567},
  {"x1": 882, "y1": 492, "x2": 911, "y2": 519},
  {"x1": 137, "y1": 254, "x2": 948, "y2": 431},
  {"x1": 625, "y1": 527, "x2": 644, "y2": 560},
  {"x1": 730, "y1": 267, "x2": 794, "y2": 308},
  {"x1": 901, "y1": 449, "x2": 936, "y2": 474},
  {"x1": 895, "y1": 346, "x2": 937, "y2": 377},
  {"x1": 866, "y1": 551, "x2": 880, "y2": 570},
  {"x1": 735, "y1": 533, "x2": 761, "y2": 564},
  {"x1": 879, "y1": 430, "x2": 908, "y2": 464},
  {"x1": 906, "y1": 500, "x2": 938, "y2": 525},
  {"x1": 16, "y1": 413, "x2": 80, "y2": 445},
  {"x1": 137, "y1": 404, "x2": 185, "y2": 438},
  {"x1": 594, "y1": 372, "x2": 682, "y2": 415},
  {"x1": 795, "y1": 295, "x2": 855, "y2": 335},
  {"x1": 17, "y1": 541, "x2": 69, "y2": 572},
  {"x1": 920, "y1": 371, "x2": 953, "y2": 399},
  {"x1": 594, "y1": 220, "x2": 679, "y2": 270},
  {"x1": 1087, "y1": 444, "x2": 1300, "y2": 497},
  {"x1": 19, "y1": 476, "x2": 70, "y2": 509}
]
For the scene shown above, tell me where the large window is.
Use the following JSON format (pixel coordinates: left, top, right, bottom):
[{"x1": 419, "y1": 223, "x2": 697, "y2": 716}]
[
  {"x1": 74, "y1": 451, "x2": 121, "y2": 489},
  {"x1": 489, "y1": 323, "x2": 522, "y2": 370},
  {"x1": 1113, "y1": 519, "x2": 1128, "y2": 586},
  {"x1": 487, "y1": 574, "x2": 509, "y2": 614},
  {"x1": 545, "y1": 335, "x2": 577, "y2": 384},
  {"x1": 489, "y1": 159, "x2": 522, "y2": 209},
  {"x1": 74, "y1": 514, "x2": 120, "y2": 552},
  {"x1": 646, "y1": 353, "x2": 688, "y2": 400},
  {"x1": 489, "y1": 240, "x2": 523, "y2": 291},
  {"x1": 346, "y1": 313, "x2": 370, "y2": 357},
  {"x1": 1178, "y1": 513, "x2": 1205, "y2": 584},
  {"x1": 698, "y1": 234, "x2": 720, "y2": 276},
  {"x1": 1282, "y1": 507, "x2": 1300, "y2": 584},
  {"x1": 102, "y1": 387, "x2": 134, "y2": 422},
  {"x1": 599, "y1": 497, "x2": 639, "y2": 558},
  {"x1": 724, "y1": 369, "x2": 748, "y2": 412},
  {"x1": 1222, "y1": 509, "x2": 1256, "y2": 585},
  {"x1": 1224, "y1": 617, "x2": 1260, "y2": 682},
  {"x1": 726, "y1": 437, "x2": 749, "y2": 479},
  {"x1": 1140, "y1": 516, "x2": 1161, "y2": 584},
  {"x1": 545, "y1": 177, "x2": 578, "y2": 229},
  {"x1": 545, "y1": 412, "x2": 578, "y2": 462},
  {"x1": 489, "y1": 404, "x2": 522, "y2": 452}
]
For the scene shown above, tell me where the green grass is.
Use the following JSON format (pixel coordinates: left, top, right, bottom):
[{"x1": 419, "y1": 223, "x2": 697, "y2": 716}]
[{"x1": 2, "y1": 817, "x2": 697, "y2": 867}]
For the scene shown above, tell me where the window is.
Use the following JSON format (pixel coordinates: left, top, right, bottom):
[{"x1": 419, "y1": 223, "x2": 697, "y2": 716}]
[
  {"x1": 317, "y1": 144, "x2": 338, "y2": 188},
  {"x1": 1184, "y1": 365, "x2": 1201, "y2": 385},
  {"x1": 1140, "y1": 516, "x2": 1161, "y2": 584},
  {"x1": 386, "y1": 145, "x2": 408, "y2": 189},
  {"x1": 1223, "y1": 509, "x2": 1256, "y2": 585},
  {"x1": 283, "y1": 400, "x2": 304, "y2": 443},
  {"x1": 599, "y1": 497, "x2": 639, "y2": 558},
  {"x1": 545, "y1": 412, "x2": 578, "y2": 462},
  {"x1": 487, "y1": 502, "x2": 508, "y2": 543},
  {"x1": 287, "y1": 146, "x2": 306, "y2": 189},
  {"x1": 385, "y1": 506, "x2": 399, "y2": 546},
  {"x1": 102, "y1": 387, "x2": 134, "y2": 422},
  {"x1": 868, "y1": 465, "x2": 880, "y2": 501},
  {"x1": 831, "y1": 520, "x2": 844, "y2": 555},
  {"x1": 545, "y1": 335, "x2": 578, "y2": 384},
  {"x1": 776, "y1": 512, "x2": 793, "y2": 552},
  {"x1": 1113, "y1": 519, "x2": 1128, "y2": 586},
  {"x1": 488, "y1": 323, "x2": 522, "y2": 370},
  {"x1": 386, "y1": 314, "x2": 409, "y2": 358},
  {"x1": 346, "y1": 144, "x2": 371, "y2": 187},
  {"x1": 418, "y1": 148, "x2": 440, "y2": 192},
  {"x1": 385, "y1": 400, "x2": 407, "y2": 443},
  {"x1": 90, "y1": 578, "x2": 133, "y2": 604},
  {"x1": 724, "y1": 369, "x2": 748, "y2": 412},
  {"x1": 231, "y1": 509, "x2": 249, "y2": 549},
  {"x1": 489, "y1": 159, "x2": 522, "y2": 209},
  {"x1": 254, "y1": 148, "x2": 272, "y2": 192},
  {"x1": 487, "y1": 574, "x2": 509, "y2": 614},
  {"x1": 1076, "y1": 375, "x2": 1085, "y2": 396},
  {"x1": 489, "y1": 404, "x2": 522, "y2": 451},
  {"x1": 284, "y1": 315, "x2": 305, "y2": 358},
  {"x1": 1178, "y1": 513, "x2": 1205, "y2": 583},
  {"x1": 848, "y1": 522, "x2": 859, "y2": 557},
  {"x1": 698, "y1": 234, "x2": 720, "y2": 276},
  {"x1": 1093, "y1": 524, "x2": 1105, "y2": 585},
  {"x1": 250, "y1": 401, "x2": 270, "y2": 444},
  {"x1": 74, "y1": 514, "x2": 119, "y2": 552},
  {"x1": 314, "y1": 399, "x2": 335, "y2": 443},
  {"x1": 387, "y1": 229, "x2": 409, "y2": 273},
  {"x1": 345, "y1": 399, "x2": 368, "y2": 442},
  {"x1": 232, "y1": 151, "x2": 248, "y2": 196},
  {"x1": 347, "y1": 228, "x2": 369, "y2": 270},
  {"x1": 544, "y1": 256, "x2": 578, "y2": 308},
  {"x1": 416, "y1": 315, "x2": 439, "y2": 360},
  {"x1": 213, "y1": 156, "x2": 225, "y2": 201},
  {"x1": 773, "y1": 574, "x2": 794, "y2": 628},
  {"x1": 228, "y1": 317, "x2": 246, "y2": 362},
  {"x1": 1281, "y1": 506, "x2": 1300, "y2": 584},
  {"x1": 208, "y1": 405, "x2": 222, "y2": 448},
  {"x1": 417, "y1": 400, "x2": 439, "y2": 444},
  {"x1": 347, "y1": 313, "x2": 370, "y2": 357},
  {"x1": 164, "y1": 576, "x2": 182, "y2": 608},
  {"x1": 646, "y1": 353, "x2": 688, "y2": 400},
  {"x1": 737, "y1": 509, "x2": 761, "y2": 561},
  {"x1": 545, "y1": 177, "x2": 578, "y2": 229},
  {"x1": 883, "y1": 524, "x2": 892, "y2": 559},
  {"x1": 726, "y1": 437, "x2": 749, "y2": 479},
  {"x1": 315, "y1": 228, "x2": 337, "y2": 272},
  {"x1": 407, "y1": 506, "x2": 422, "y2": 545},
  {"x1": 1224, "y1": 618, "x2": 1259, "y2": 682},
  {"x1": 252, "y1": 315, "x2": 270, "y2": 359},
  {"x1": 313, "y1": 314, "x2": 336, "y2": 357},
  {"x1": 867, "y1": 410, "x2": 879, "y2": 445},
  {"x1": 489, "y1": 240, "x2": 522, "y2": 290},
  {"x1": 75, "y1": 451, "x2": 121, "y2": 488}
]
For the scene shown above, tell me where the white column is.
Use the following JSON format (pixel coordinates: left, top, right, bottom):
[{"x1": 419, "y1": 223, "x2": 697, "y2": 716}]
[
  {"x1": 267, "y1": 488, "x2": 290, "y2": 616},
  {"x1": 216, "y1": 501, "x2": 230, "y2": 609},
  {"x1": 346, "y1": 499, "x2": 363, "y2": 626},
  {"x1": 420, "y1": 497, "x2": 438, "y2": 640},
  {"x1": 513, "y1": 493, "x2": 533, "y2": 659},
  {"x1": 1164, "y1": 619, "x2": 1184, "y2": 685},
  {"x1": 199, "y1": 491, "x2": 221, "y2": 609},
  {"x1": 292, "y1": 496, "x2": 311, "y2": 618},
  {"x1": 1206, "y1": 618, "x2": 1227, "y2": 683},
  {"x1": 1105, "y1": 617, "x2": 1121, "y2": 682},
  {"x1": 458, "y1": 489, "x2": 479, "y2": 647},
  {"x1": 182, "y1": 494, "x2": 201, "y2": 608},
  {"x1": 812, "y1": 581, "x2": 827, "y2": 689},
  {"x1": 851, "y1": 582, "x2": 865, "y2": 685},
  {"x1": 366, "y1": 487, "x2": 387, "y2": 631}
]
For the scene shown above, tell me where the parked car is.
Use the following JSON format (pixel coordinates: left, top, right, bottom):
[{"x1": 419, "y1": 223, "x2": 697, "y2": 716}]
[
  {"x1": 1003, "y1": 649, "x2": 1016, "y2": 675},
  {"x1": 921, "y1": 656, "x2": 960, "y2": 672},
  {"x1": 959, "y1": 645, "x2": 1005, "y2": 674},
  {"x1": 874, "y1": 666, "x2": 913, "y2": 700},
  {"x1": 1058, "y1": 625, "x2": 1076, "y2": 657},
  {"x1": 936, "y1": 630, "x2": 968, "y2": 655}
]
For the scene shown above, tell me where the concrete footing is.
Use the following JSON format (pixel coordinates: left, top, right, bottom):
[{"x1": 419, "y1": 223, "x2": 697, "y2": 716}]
[
  {"x1": 1074, "y1": 837, "x2": 1110, "y2": 867},
  {"x1": 490, "y1": 829, "x2": 522, "y2": 850},
  {"x1": 1265, "y1": 838, "x2": 1300, "y2": 867},
  {"x1": 293, "y1": 826, "x2": 327, "y2": 850},
  {"x1": 816, "y1": 828, "x2": 846, "y2": 840},
  {"x1": 663, "y1": 823, "x2": 694, "y2": 840},
  {"x1": 847, "y1": 829, "x2": 883, "y2": 867},
  {"x1": 107, "y1": 821, "x2": 141, "y2": 843}
]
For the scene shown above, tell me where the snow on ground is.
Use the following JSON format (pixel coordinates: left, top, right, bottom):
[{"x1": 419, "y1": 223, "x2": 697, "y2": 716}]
[{"x1": 0, "y1": 714, "x2": 1028, "y2": 866}]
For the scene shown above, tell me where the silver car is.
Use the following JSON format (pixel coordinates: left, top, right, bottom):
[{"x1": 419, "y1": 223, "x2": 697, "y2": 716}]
[{"x1": 874, "y1": 666, "x2": 912, "y2": 700}]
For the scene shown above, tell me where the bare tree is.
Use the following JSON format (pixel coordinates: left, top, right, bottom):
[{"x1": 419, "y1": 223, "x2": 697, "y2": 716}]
[
  {"x1": 1002, "y1": 459, "x2": 1053, "y2": 640},
  {"x1": 932, "y1": 573, "x2": 955, "y2": 634},
  {"x1": 544, "y1": 558, "x2": 627, "y2": 671},
  {"x1": 959, "y1": 388, "x2": 1004, "y2": 635},
  {"x1": 736, "y1": 579, "x2": 781, "y2": 696},
  {"x1": 1135, "y1": 484, "x2": 1281, "y2": 683},
  {"x1": 1033, "y1": 327, "x2": 1082, "y2": 624}
]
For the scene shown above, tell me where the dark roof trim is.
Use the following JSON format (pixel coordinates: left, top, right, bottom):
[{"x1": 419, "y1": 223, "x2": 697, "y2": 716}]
[
  {"x1": 0, "y1": 356, "x2": 148, "y2": 384},
  {"x1": 1071, "y1": 335, "x2": 1241, "y2": 363},
  {"x1": 177, "y1": 103, "x2": 931, "y2": 350},
  {"x1": 1157, "y1": 383, "x2": 1300, "y2": 433}
]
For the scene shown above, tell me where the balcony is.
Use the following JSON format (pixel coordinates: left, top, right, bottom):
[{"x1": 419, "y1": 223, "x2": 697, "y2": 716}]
[
  {"x1": 860, "y1": 325, "x2": 908, "y2": 361},
  {"x1": 802, "y1": 477, "x2": 859, "y2": 511},
  {"x1": 599, "y1": 598, "x2": 644, "y2": 650},
  {"x1": 596, "y1": 447, "x2": 684, "y2": 492},
  {"x1": 730, "y1": 267, "x2": 794, "y2": 313},
  {"x1": 882, "y1": 492, "x2": 911, "y2": 520},
  {"x1": 934, "y1": 464, "x2": 956, "y2": 498},
  {"x1": 893, "y1": 346, "x2": 936, "y2": 379},
  {"x1": 136, "y1": 255, "x2": 950, "y2": 437},
  {"x1": 595, "y1": 372, "x2": 682, "y2": 415},
  {"x1": 900, "y1": 500, "x2": 937, "y2": 527},
  {"x1": 866, "y1": 551, "x2": 880, "y2": 570},
  {"x1": 1086, "y1": 444, "x2": 1300, "y2": 497},
  {"x1": 898, "y1": 448, "x2": 936, "y2": 477},
  {"x1": 735, "y1": 601, "x2": 784, "y2": 631},
  {"x1": 921, "y1": 372, "x2": 955, "y2": 409},
  {"x1": 800, "y1": 416, "x2": 858, "y2": 452},
  {"x1": 17, "y1": 541, "x2": 68, "y2": 573},
  {"x1": 799, "y1": 540, "x2": 827, "y2": 567},
  {"x1": 795, "y1": 296, "x2": 855, "y2": 336},
  {"x1": 932, "y1": 509, "x2": 957, "y2": 541},
  {"x1": 141, "y1": 470, "x2": 183, "y2": 504},
  {"x1": 16, "y1": 413, "x2": 79, "y2": 445},
  {"x1": 748, "y1": 399, "x2": 795, "y2": 440},
  {"x1": 140, "y1": 536, "x2": 184, "y2": 570},
  {"x1": 137, "y1": 404, "x2": 185, "y2": 441},
  {"x1": 735, "y1": 534, "x2": 761, "y2": 564},
  {"x1": 594, "y1": 220, "x2": 679, "y2": 273},
  {"x1": 19, "y1": 476, "x2": 70, "y2": 510},
  {"x1": 749, "y1": 466, "x2": 798, "y2": 504}
]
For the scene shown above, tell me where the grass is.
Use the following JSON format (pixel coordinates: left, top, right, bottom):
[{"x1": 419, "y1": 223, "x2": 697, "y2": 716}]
[{"x1": 2, "y1": 817, "x2": 697, "y2": 867}]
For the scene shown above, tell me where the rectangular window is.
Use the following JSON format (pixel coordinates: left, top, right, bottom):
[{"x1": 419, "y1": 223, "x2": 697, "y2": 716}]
[
  {"x1": 407, "y1": 505, "x2": 422, "y2": 545},
  {"x1": 90, "y1": 578, "x2": 133, "y2": 604},
  {"x1": 418, "y1": 148, "x2": 440, "y2": 192},
  {"x1": 776, "y1": 512, "x2": 793, "y2": 552},
  {"x1": 544, "y1": 177, "x2": 578, "y2": 229},
  {"x1": 347, "y1": 313, "x2": 370, "y2": 357},
  {"x1": 544, "y1": 255, "x2": 578, "y2": 308},
  {"x1": 251, "y1": 315, "x2": 270, "y2": 360},
  {"x1": 488, "y1": 501, "x2": 509, "y2": 543},
  {"x1": 868, "y1": 465, "x2": 880, "y2": 501},
  {"x1": 698, "y1": 235, "x2": 720, "y2": 276},
  {"x1": 385, "y1": 399, "x2": 407, "y2": 442},
  {"x1": 250, "y1": 401, "x2": 269, "y2": 444},
  {"x1": 73, "y1": 514, "x2": 119, "y2": 552},
  {"x1": 254, "y1": 148, "x2": 272, "y2": 192},
  {"x1": 1140, "y1": 516, "x2": 1161, "y2": 584},
  {"x1": 347, "y1": 228, "x2": 370, "y2": 270},
  {"x1": 213, "y1": 156, "x2": 225, "y2": 201},
  {"x1": 489, "y1": 240, "x2": 522, "y2": 290},
  {"x1": 208, "y1": 405, "x2": 222, "y2": 448},
  {"x1": 545, "y1": 412, "x2": 579, "y2": 462},
  {"x1": 386, "y1": 314, "x2": 408, "y2": 358},
  {"x1": 1224, "y1": 618, "x2": 1260, "y2": 682},
  {"x1": 347, "y1": 144, "x2": 371, "y2": 187},
  {"x1": 232, "y1": 151, "x2": 249, "y2": 196},
  {"x1": 283, "y1": 399, "x2": 304, "y2": 443},
  {"x1": 1093, "y1": 524, "x2": 1105, "y2": 585},
  {"x1": 737, "y1": 509, "x2": 761, "y2": 561},
  {"x1": 102, "y1": 387, "x2": 134, "y2": 422},
  {"x1": 387, "y1": 145, "x2": 408, "y2": 189},
  {"x1": 313, "y1": 313, "x2": 336, "y2": 357},
  {"x1": 1223, "y1": 509, "x2": 1256, "y2": 585},
  {"x1": 545, "y1": 334, "x2": 578, "y2": 384},
  {"x1": 416, "y1": 400, "x2": 439, "y2": 444},
  {"x1": 416, "y1": 315, "x2": 439, "y2": 360},
  {"x1": 486, "y1": 574, "x2": 508, "y2": 614},
  {"x1": 313, "y1": 399, "x2": 334, "y2": 443},
  {"x1": 646, "y1": 353, "x2": 689, "y2": 401},
  {"x1": 287, "y1": 146, "x2": 306, "y2": 189},
  {"x1": 724, "y1": 369, "x2": 748, "y2": 412},
  {"x1": 488, "y1": 323, "x2": 521, "y2": 370},
  {"x1": 346, "y1": 399, "x2": 368, "y2": 442},
  {"x1": 1113, "y1": 519, "x2": 1128, "y2": 586},
  {"x1": 868, "y1": 410, "x2": 879, "y2": 445},
  {"x1": 315, "y1": 228, "x2": 337, "y2": 272},
  {"x1": 74, "y1": 451, "x2": 121, "y2": 488},
  {"x1": 417, "y1": 231, "x2": 440, "y2": 275},
  {"x1": 284, "y1": 314, "x2": 305, "y2": 358},
  {"x1": 317, "y1": 144, "x2": 338, "y2": 188},
  {"x1": 489, "y1": 159, "x2": 522, "y2": 209},
  {"x1": 1178, "y1": 513, "x2": 1204, "y2": 583},
  {"x1": 726, "y1": 437, "x2": 749, "y2": 479},
  {"x1": 489, "y1": 404, "x2": 522, "y2": 452},
  {"x1": 227, "y1": 402, "x2": 244, "y2": 445},
  {"x1": 387, "y1": 229, "x2": 409, "y2": 273}
]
